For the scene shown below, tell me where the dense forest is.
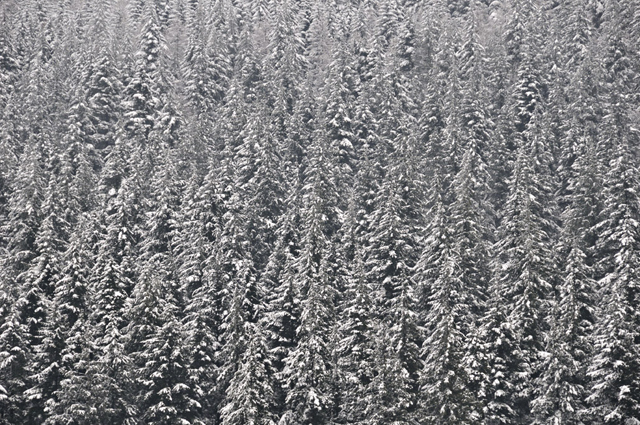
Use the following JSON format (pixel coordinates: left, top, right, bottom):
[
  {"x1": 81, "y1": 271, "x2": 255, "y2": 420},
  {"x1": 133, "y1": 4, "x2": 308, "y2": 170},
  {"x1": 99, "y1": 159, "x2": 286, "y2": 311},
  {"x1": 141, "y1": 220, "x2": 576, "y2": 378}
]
[{"x1": 0, "y1": 0, "x2": 639, "y2": 423}]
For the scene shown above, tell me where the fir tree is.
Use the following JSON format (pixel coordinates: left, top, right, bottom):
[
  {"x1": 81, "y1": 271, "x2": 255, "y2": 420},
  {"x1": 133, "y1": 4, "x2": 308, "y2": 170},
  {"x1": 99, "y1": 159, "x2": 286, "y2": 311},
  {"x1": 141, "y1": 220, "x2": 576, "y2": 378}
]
[
  {"x1": 220, "y1": 323, "x2": 276, "y2": 425},
  {"x1": 24, "y1": 169, "x2": 77, "y2": 423},
  {"x1": 335, "y1": 196, "x2": 375, "y2": 424},
  {"x1": 586, "y1": 14, "x2": 640, "y2": 417},
  {"x1": 132, "y1": 269, "x2": 199, "y2": 425},
  {"x1": 279, "y1": 124, "x2": 339, "y2": 425},
  {"x1": 0, "y1": 142, "x2": 48, "y2": 424},
  {"x1": 486, "y1": 110, "x2": 559, "y2": 421}
]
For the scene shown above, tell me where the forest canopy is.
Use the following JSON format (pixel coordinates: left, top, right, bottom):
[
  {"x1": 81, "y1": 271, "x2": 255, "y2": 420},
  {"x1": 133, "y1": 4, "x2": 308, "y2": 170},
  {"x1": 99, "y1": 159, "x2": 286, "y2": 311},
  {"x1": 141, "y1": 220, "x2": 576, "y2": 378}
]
[{"x1": 1, "y1": 0, "x2": 640, "y2": 424}]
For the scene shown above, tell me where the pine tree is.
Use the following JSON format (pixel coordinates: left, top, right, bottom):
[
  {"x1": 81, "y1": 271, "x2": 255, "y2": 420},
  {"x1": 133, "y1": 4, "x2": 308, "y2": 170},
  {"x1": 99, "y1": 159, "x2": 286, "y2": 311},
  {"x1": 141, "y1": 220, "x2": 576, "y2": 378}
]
[
  {"x1": 321, "y1": 45, "x2": 359, "y2": 208},
  {"x1": 0, "y1": 139, "x2": 46, "y2": 285},
  {"x1": 183, "y1": 3, "x2": 230, "y2": 117},
  {"x1": 80, "y1": 53, "x2": 122, "y2": 151},
  {"x1": 0, "y1": 20, "x2": 20, "y2": 113},
  {"x1": 3, "y1": 1, "x2": 640, "y2": 424},
  {"x1": 261, "y1": 0, "x2": 308, "y2": 169},
  {"x1": 214, "y1": 205, "x2": 263, "y2": 413},
  {"x1": 179, "y1": 160, "x2": 229, "y2": 425},
  {"x1": 122, "y1": 3, "x2": 177, "y2": 151},
  {"x1": 260, "y1": 204, "x2": 302, "y2": 419},
  {"x1": 280, "y1": 256, "x2": 337, "y2": 425},
  {"x1": 417, "y1": 194, "x2": 475, "y2": 424},
  {"x1": 530, "y1": 46, "x2": 601, "y2": 425},
  {"x1": 232, "y1": 100, "x2": 288, "y2": 270},
  {"x1": 365, "y1": 282, "x2": 421, "y2": 425},
  {"x1": 59, "y1": 140, "x2": 142, "y2": 425},
  {"x1": 531, "y1": 241, "x2": 595, "y2": 424},
  {"x1": 44, "y1": 215, "x2": 94, "y2": 424},
  {"x1": 0, "y1": 309, "x2": 30, "y2": 425},
  {"x1": 359, "y1": 37, "x2": 423, "y2": 422},
  {"x1": 476, "y1": 296, "x2": 520, "y2": 424},
  {"x1": 587, "y1": 136, "x2": 640, "y2": 422}
]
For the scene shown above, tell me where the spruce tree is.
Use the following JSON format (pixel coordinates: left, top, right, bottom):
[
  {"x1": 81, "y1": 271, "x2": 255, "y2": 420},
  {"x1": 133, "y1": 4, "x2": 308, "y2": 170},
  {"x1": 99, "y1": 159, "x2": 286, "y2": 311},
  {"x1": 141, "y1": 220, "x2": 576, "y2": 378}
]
[
  {"x1": 131, "y1": 268, "x2": 199, "y2": 424},
  {"x1": 485, "y1": 110, "x2": 559, "y2": 421},
  {"x1": 586, "y1": 9, "x2": 640, "y2": 417},
  {"x1": 279, "y1": 122, "x2": 339, "y2": 425},
  {"x1": 335, "y1": 195, "x2": 376, "y2": 424},
  {"x1": 220, "y1": 323, "x2": 276, "y2": 425},
  {"x1": 0, "y1": 142, "x2": 48, "y2": 424},
  {"x1": 62, "y1": 140, "x2": 142, "y2": 425}
]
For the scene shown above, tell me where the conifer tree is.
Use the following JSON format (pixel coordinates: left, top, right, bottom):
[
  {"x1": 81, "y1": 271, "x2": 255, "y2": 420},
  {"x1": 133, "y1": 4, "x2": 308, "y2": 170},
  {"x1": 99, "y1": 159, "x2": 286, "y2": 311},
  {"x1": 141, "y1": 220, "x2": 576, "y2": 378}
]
[
  {"x1": 336, "y1": 244, "x2": 375, "y2": 424},
  {"x1": 214, "y1": 202, "x2": 263, "y2": 411},
  {"x1": 130, "y1": 267, "x2": 199, "y2": 424},
  {"x1": 260, "y1": 204, "x2": 302, "y2": 419},
  {"x1": 0, "y1": 21, "x2": 20, "y2": 113},
  {"x1": 417, "y1": 189, "x2": 477, "y2": 424},
  {"x1": 531, "y1": 240, "x2": 595, "y2": 424},
  {"x1": 0, "y1": 141, "x2": 48, "y2": 424},
  {"x1": 587, "y1": 130, "x2": 640, "y2": 423},
  {"x1": 486, "y1": 109, "x2": 558, "y2": 421},
  {"x1": 24, "y1": 169, "x2": 78, "y2": 423},
  {"x1": 60, "y1": 139, "x2": 142, "y2": 425},
  {"x1": 44, "y1": 215, "x2": 94, "y2": 424},
  {"x1": 178, "y1": 159, "x2": 230, "y2": 425},
  {"x1": 530, "y1": 49, "x2": 600, "y2": 425},
  {"x1": 123, "y1": 3, "x2": 179, "y2": 153},
  {"x1": 2, "y1": 1, "x2": 640, "y2": 424},
  {"x1": 0, "y1": 309, "x2": 30, "y2": 425},
  {"x1": 279, "y1": 124, "x2": 339, "y2": 425},
  {"x1": 261, "y1": 0, "x2": 308, "y2": 169},
  {"x1": 232, "y1": 101, "x2": 288, "y2": 270},
  {"x1": 476, "y1": 295, "x2": 520, "y2": 424},
  {"x1": 183, "y1": 3, "x2": 230, "y2": 117},
  {"x1": 220, "y1": 322, "x2": 276, "y2": 425},
  {"x1": 586, "y1": 6, "x2": 640, "y2": 417},
  {"x1": 80, "y1": 53, "x2": 122, "y2": 151}
]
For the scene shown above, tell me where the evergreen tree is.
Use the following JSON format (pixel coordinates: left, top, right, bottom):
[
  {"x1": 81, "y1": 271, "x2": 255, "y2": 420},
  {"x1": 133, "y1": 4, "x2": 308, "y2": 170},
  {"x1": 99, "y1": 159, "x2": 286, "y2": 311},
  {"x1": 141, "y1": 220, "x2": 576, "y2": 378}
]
[
  {"x1": 0, "y1": 141, "x2": 48, "y2": 424},
  {"x1": 486, "y1": 110, "x2": 559, "y2": 421},
  {"x1": 530, "y1": 47, "x2": 601, "y2": 425},
  {"x1": 220, "y1": 323, "x2": 276, "y2": 425},
  {"x1": 279, "y1": 124, "x2": 339, "y2": 425},
  {"x1": 417, "y1": 193, "x2": 474, "y2": 424},
  {"x1": 24, "y1": 164, "x2": 81, "y2": 423},
  {"x1": 260, "y1": 204, "x2": 302, "y2": 419},
  {"x1": 214, "y1": 203, "x2": 262, "y2": 413},
  {"x1": 122, "y1": 3, "x2": 178, "y2": 152},
  {"x1": 587, "y1": 135, "x2": 640, "y2": 422},
  {"x1": 586, "y1": 7, "x2": 640, "y2": 416},
  {"x1": 44, "y1": 216, "x2": 94, "y2": 424},
  {"x1": 360, "y1": 37, "x2": 424, "y2": 422},
  {"x1": 132, "y1": 268, "x2": 199, "y2": 424},
  {"x1": 335, "y1": 197, "x2": 375, "y2": 424},
  {"x1": 1, "y1": 1, "x2": 640, "y2": 424},
  {"x1": 179, "y1": 160, "x2": 229, "y2": 425},
  {"x1": 60, "y1": 140, "x2": 142, "y2": 425},
  {"x1": 476, "y1": 295, "x2": 520, "y2": 424},
  {"x1": 531, "y1": 241, "x2": 595, "y2": 424},
  {"x1": 80, "y1": 53, "x2": 122, "y2": 151}
]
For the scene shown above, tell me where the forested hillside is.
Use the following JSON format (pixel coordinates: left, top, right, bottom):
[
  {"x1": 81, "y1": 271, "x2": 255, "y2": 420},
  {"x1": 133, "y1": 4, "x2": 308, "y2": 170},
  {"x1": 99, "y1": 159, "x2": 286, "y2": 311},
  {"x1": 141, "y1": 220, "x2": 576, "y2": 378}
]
[{"x1": 1, "y1": 0, "x2": 639, "y2": 423}]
